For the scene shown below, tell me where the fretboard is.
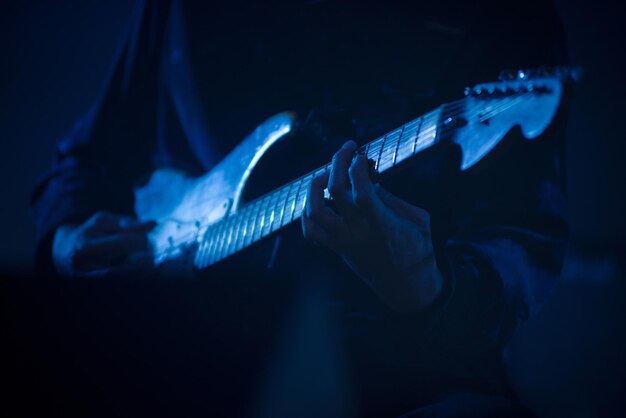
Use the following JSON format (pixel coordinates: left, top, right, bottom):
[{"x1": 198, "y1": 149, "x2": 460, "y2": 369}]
[{"x1": 192, "y1": 107, "x2": 443, "y2": 268}]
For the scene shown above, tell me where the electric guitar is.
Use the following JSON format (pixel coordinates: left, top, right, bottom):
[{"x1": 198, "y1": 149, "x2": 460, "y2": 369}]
[{"x1": 135, "y1": 67, "x2": 579, "y2": 272}]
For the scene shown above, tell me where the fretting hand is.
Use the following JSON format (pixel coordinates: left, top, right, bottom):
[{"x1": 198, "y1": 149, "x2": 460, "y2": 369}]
[{"x1": 302, "y1": 140, "x2": 443, "y2": 312}]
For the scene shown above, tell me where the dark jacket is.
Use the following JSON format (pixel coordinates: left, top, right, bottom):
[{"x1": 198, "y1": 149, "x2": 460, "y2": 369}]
[{"x1": 31, "y1": 0, "x2": 568, "y2": 415}]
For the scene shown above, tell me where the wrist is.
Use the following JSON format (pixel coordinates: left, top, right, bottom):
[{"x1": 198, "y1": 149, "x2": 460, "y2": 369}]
[
  {"x1": 52, "y1": 224, "x2": 79, "y2": 277},
  {"x1": 392, "y1": 253, "x2": 444, "y2": 313}
]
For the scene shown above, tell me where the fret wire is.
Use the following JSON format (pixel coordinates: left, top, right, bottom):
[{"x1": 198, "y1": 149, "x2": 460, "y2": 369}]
[
  {"x1": 413, "y1": 113, "x2": 430, "y2": 154},
  {"x1": 237, "y1": 210, "x2": 248, "y2": 250},
  {"x1": 270, "y1": 191, "x2": 280, "y2": 232},
  {"x1": 275, "y1": 183, "x2": 292, "y2": 231},
  {"x1": 254, "y1": 196, "x2": 271, "y2": 242},
  {"x1": 239, "y1": 204, "x2": 251, "y2": 249},
  {"x1": 363, "y1": 141, "x2": 371, "y2": 160},
  {"x1": 263, "y1": 191, "x2": 279, "y2": 237},
  {"x1": 422, "y1": 109, "x2": 441, "y2": 150},
  {"x1": 266, "y1": 192, "x2": 278, "y2": 235},
  {"x1": 250, "y1": 201, "x2": 262, "y2": 243},
  {"x1": 293, "y1": 175, "x2": 312, "y2": 219},
  {"x1": 282, "y1": 189, "x2": 296, "y2": 226},
  {"x1": 250, "y1": 198, "x2": 264, "y2": 243},
  {"x1": 271, "y1": 188, "x2": 282, "y2": 231},
  {"x1": 366, "y1": 138, "x2": 381, "y2": 162},
  {"x1": 261, "y1": 196, "x2": 272, "y2": 238},
  {"x1": 222, "y1": 213, "x2": 239, "y2": 260},
  {"x1": 392, "y1": 125, "x2": 404, "y2": 166},
  {"x1": 209, "y1": 218, "x2": 228, "y2": 264},
  {"x1": 262, "y1": 193, "x2": 276, "y2": 237},
  {"x1": 222, "y1": 213, "x2": 238, "y2": 260},
  {"x1": 234, "y1": 206, "x2": 250, "y2": 251},
  {"x1": 397, "y1": 123, "x2": 417, "y2": 162},
  {"x1": 206, "y1": 224, "x2": 220, "y2": 266},
  {"x1": 285, "y1": 178, "x2": 303, "y2": 225},
  {"x1": 230, "y1": 206, "x2": 245, "y2": 253},
  {"x1": 422, "y1": 113, "x2": 441, "y2": 148},
  {"x1": 210, "y1": 220, "x2": 225, "y2": 264},
  {"x1": 245, "y1": 199, "x2": 260, "y2": 247},
  {"x1": 200, "y1": 225, "x2": 214, "y2": 267},
  {"x1": 201, "y1": 224, "x2": 216, "y2": 267},
  {"x1": 412, "y1": 114, "x2": 425, "y2": 154},
  {"x1": 379, "y1": 129, "x2": 401, "y2": 171},
  {"x1": 215, "y1": 214, "x2": 233, "y2": 262},
  {"x1": 226, "y1": 211, "x2": 242, "y2": 257},
  {"x1": 434, "y1": 108, "x2": 446, "y2": 144},
  {"x1": 251, "y1": 197, "x2": 265, "y2": 243},
  {"x1": 286, "y1": 188, "x2": 295, "y2": 224},
  {"x1": 376, "y1": 134, "x2": 387, "y2": 171},
  {"x1": 194, "y1": 228, "x2": 208, "y2": 267}
]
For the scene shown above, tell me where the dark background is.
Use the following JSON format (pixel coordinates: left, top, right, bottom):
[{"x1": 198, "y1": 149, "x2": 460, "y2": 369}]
[
  {"x1": 1, "y1": 0, "x2": 625, "y2": 272},
  {"x1": 1, "y1": 1, "x2": 625, "y2": 417}
]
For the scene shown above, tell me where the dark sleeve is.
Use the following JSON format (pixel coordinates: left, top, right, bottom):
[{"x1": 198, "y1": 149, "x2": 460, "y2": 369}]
[
  {"x1": 431, "y1": 223, "x2": 567, "y2": 353},
  {"x1": 379, "y1": 0, "x2": 570, "y2": 373},
  {"x1": 384, "y1": 125, "x2": 569, "y2": 380},
  {"x1": 30, "y1": 0, "x2": 172, "y2": 273}
]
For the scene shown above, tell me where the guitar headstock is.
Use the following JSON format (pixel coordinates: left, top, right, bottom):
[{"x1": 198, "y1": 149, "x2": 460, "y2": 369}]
[
  {"x1": 464, "y1": 65, "x2": 581, "y2": 100},
  {"x1": 452, "y1": 66, "x2": 580, "y2": 170},
  {"x1": 496, "y1": 66, "x2": 582, "y2": 84}
]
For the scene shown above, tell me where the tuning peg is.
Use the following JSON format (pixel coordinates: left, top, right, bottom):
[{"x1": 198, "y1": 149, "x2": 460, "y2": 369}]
[
  {"x1": 568, "y1": 66, "x2": 583, "y2": 82},
  {"x1": 494, "y1": 86, "x2": 509, "y2": 96},
  {"x1": 554, "y1": 65, "x2": 583, "y2": 82},
  {"x1": 472, "y1": 87, "x2": 484, "y2": 96},
  {"x1": 539, "y1": 66, "x2": 553, "y2": 76},
  {"x1": 498, "y1": 69, "x2": 516, "y2": 81},
  {"x1": 464, "y1": 86, "x2": 471, "y2": 96}
]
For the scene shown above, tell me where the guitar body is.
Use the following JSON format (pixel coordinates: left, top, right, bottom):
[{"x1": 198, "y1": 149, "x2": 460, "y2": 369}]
[
  {"x1": 131, "y1": 67, "x2": 577, "y2": 272},
  {"x1": 134, "y1": 112, "x2": 296, "y2": 268}
]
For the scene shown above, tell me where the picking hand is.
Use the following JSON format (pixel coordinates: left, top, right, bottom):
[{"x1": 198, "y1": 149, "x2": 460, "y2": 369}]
[
  {"x1": 52, "y1": 211, "x2": 156, "y2": 278},
  {"x1": 302, "y1": 141, "x2": 443, "y2": 312}
]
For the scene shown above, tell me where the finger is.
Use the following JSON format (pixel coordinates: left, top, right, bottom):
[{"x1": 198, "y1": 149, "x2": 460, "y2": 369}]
[
  {"x1": 84, "y1": 212, "x2": 156, "y2": 237},
  {"x1": 306, "y1": 172, "x2": 349, "y2": 234},
  {"x1": 83, "y1": 211, "x2": 121, "y2": 232},
  {"x1": 375, "y1": 185, "x2": 430, "y2": 228},
  {"x1": 77, "y1": 232, "x2": 151, "y2": 261},
  {"x1": 77, "y1": 254, "x2": 155, "y2": 279},
  {"x1": 307, "y1": 172, "x2": 330, "y2": 219},
  {"x1": 307, "y1": 172, "x2": 346, "y2": 226},
  {"x1": 121, "y1": 219, "x2": 157, "y2": 233},
  {"x1": 328, "y1": 140, "x2": 358, "y2": 217},
  {"x1": 349, "y1": 153, "x2": 389, "y2": 223}
]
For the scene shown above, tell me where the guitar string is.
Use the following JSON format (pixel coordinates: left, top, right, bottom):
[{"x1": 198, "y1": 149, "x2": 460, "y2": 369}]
[
  {"x1": 155, "y1": 93, "x2": 532, "y2": 264},
  {"x1": 154, "y1": 109, "x2": 448, "y2": 259},
  {"x1": 156, "y1": 118, "x2": 443, "y2": 262},
  {"x1": 157, "y1": 92, "x2": 533, "y2": 264},
  {"x1": 154, "y1": 92, "x2": 535, "y2": 263}
]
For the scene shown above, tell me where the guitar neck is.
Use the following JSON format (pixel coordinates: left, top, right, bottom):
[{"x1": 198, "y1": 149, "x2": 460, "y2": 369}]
[{"x1": 193, "y1": 106, "x2": 444, "y2": 269}]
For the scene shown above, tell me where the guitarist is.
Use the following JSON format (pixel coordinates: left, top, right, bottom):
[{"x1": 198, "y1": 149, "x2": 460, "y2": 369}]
[{"x1": 32, "y1": 0, "x2": 569, "y2": 416}]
